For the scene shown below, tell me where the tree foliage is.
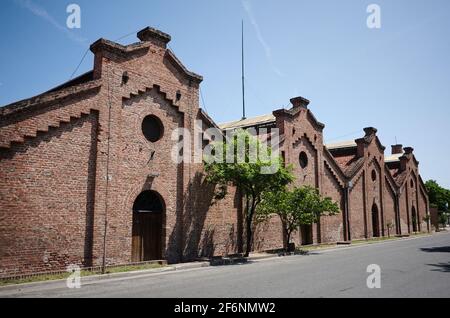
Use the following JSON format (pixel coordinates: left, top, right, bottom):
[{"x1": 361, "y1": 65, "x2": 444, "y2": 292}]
[
  {"x1": 204, "y1": 129, "x2": 294, "y2": 257},
  {"x1": 258, "y1": 186, "x2": 340, "y2": 251},
  {"x1": 425, "y1": 180, "x2": 450, "y2": 212}
]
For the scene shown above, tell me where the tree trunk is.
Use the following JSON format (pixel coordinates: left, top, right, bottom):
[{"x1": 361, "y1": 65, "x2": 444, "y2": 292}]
[
  {"x1": 285, "y1": 231, "x2": 292, "y2": 252},
  {"x1": 244, "y1": 216, "x2": 252, "y2": 257},
  {"x1": 281, "y1": 218, "x2": 289, "y2": 251},
  {"x1": 244, "y1": 197, "x2": 256, "y2": 257}
]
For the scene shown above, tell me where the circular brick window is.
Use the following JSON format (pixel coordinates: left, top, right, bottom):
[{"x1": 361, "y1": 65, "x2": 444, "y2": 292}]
[
  {"x1": 371, "y1": 169, "x2": 377, "y2": 181},
  {"x1": 299, "y1": 152, "x2": 308, "y2": 169},
  {"x1": 142, "y1": 115, "x2": 164, "y2": 142}
]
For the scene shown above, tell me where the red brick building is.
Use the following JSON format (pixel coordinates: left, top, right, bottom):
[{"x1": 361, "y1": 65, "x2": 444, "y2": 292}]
[{"x1": 0, "y1": 27, "x2": 429, "y2": 276}]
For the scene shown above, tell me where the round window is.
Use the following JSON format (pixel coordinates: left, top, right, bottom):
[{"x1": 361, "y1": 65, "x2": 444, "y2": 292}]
[
  {"x1": 371, "y1": 169, "x2": 377, "y2": 181},
  {"x1": 142, "y1": 115, "x2": 164, "y2": 142},
  {"x1": 299, "y1": 152, "x2": 308, "y2": 169}
]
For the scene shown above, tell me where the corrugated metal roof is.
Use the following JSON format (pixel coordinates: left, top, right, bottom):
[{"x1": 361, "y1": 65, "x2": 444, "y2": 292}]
[
  {"x1": 325, "y1": 140, "x2": 357, "y2": 150},
  {"x1": 218, "y1": 114, "x2": 276, "y2": 130},
  {"x1": 385, "y1": 153, "x2": 404, "y2": 163}
]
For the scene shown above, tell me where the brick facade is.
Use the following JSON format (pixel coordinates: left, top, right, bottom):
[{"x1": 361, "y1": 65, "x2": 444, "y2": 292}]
[{"x1": 0, "y1": 27, "x2": 430, "y2": 276}]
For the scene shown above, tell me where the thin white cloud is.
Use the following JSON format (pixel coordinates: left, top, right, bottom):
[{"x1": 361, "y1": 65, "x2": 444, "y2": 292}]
[
  {"x1": 15, "y1": 0, "x2": 87, "y2": 45},
  {"x1": 242, "y1": 0, "x2": 283, "y2": 77}
]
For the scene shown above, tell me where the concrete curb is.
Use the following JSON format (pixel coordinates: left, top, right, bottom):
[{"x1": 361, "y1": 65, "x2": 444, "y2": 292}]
[
  {"x1": 0, "y1": 261, "x2": 210, "y2": 292},
  {"x1": 297, "y1": 233, "x2": 435, "y2": 255},
  {"x1": 248, "y1": 254, "x2": 280, "y2": 262},
  {"x1": 172, "y1": 261, "x2": 210, "y2": 270},
  {"x1": 209, "y1": 252, "x2": 283, "y2": 266}
]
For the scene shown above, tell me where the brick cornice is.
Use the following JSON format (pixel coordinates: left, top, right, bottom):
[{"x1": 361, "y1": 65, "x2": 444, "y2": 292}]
[
  {"x1": 346, "y1": 157, "x2": 366, "y2": 180},
  {"x1": 323, "y1": 149, "x2": 346, "y2": 188},
  {"x1": 165, "y1": 50, "x2": 203, "y2": 83},
  {"x1": 199, "y1": 108, "x2": 221, "y2": 131},
  {"x1": 293, "y1": 133, "x2": 318, "y2": 152},
  {"x1": 122, "y1": 84, "x2": 185, "y2": 115},
  {"x1": 137, "y1": 27, "x2": 171, "y2": 44},
  {"x1": 0, "y1": 79, "x2": 102, "y2": 118},
  {"x1": 89, "y1": 39, "x2": 203, "y2": 84},
  {"x1": 273, "y1": 107, "x2": 325, "y2": 130},
  {"x1": 368, "y1": 155, "x2": 383, "y2": 171},
  {"x1": 384, "y1": 165, "x2": 399, "y2": 193},
  {"x1": 90, "y1": 38, "x2": 151, "y2": 55}
]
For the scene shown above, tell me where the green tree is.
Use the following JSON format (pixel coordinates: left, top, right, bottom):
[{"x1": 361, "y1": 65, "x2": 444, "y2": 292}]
[
  {"x1": 258, "y1": 186, "x2": 340, "y2": 251},
  {"x1": 425, "y1": 180, "x2": 450, "y2": 228},
  {"x1": 204, "y1": 129, "x2": 294, "y2": 257},
  {"x1": 425, "y1": 180, "x2": 450, "y2": 212},
  {"x1": 438, "y1": 212, "x2": 449, "y2": 228}
]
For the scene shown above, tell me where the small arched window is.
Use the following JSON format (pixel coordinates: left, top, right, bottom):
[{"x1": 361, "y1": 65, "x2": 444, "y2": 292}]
[
  {"x1": 299, "y1": 152, "x2": 308, "y2": 169},
  {"x1": 371, "y1": 169, "x2": 377, "y2": 182}
]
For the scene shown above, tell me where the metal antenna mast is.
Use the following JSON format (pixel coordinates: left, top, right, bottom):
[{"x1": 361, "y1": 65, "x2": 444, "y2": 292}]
[{"x1": 241, "y1": 20, "x2": 246, "y2": 120}]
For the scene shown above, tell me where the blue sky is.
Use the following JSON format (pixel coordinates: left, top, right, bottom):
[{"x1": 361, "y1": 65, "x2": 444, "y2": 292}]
[{"x1": 1, "y1": 0, "x2": 449, "y2": 187}]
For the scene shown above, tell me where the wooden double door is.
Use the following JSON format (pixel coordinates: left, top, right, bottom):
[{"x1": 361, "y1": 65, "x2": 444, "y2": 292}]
[
  {"x1": 372, "y1": 204, "x2": 380, "y2": 237},
  {"x1": 131, "y1": 191, "x2": 164, "y2": 262},
  {"x1": 300, "y1": 224, "x2": 313, "y2": 245}
]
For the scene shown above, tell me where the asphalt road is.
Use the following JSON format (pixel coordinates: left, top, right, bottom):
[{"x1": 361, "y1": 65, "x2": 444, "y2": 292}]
[{"x1": 1, "y1": 232, "x2": 449, "y2": 298}]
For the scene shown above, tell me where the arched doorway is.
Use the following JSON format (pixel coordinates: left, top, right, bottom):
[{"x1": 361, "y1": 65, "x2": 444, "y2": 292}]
[
  {"x1": 131, "y1": 191, "x2": 164, "y2": 262},
  {"x1": 372, "y1": 203, "x2": 380, "y2": 237},
  {"x1": 411, "y1": 206, "x2": 418, "y2": 232},
  {"x1": 300, "y1": 224, "x2": 313, "y2": 245}
]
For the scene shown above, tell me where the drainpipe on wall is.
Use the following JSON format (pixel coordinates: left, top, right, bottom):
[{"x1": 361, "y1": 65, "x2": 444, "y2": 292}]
[
  {"x1": 395, "y1": 189, "x2": 402, "y2": 235},
  {"x1": 344, "y1": 181, "x2": 353, "y2": 241},
  {"x1": 343, "y1": 187, "x2": 349, "y2": 241},
  {"x1": 101, "y1": 65, "x2": 114, "y2": 274}
]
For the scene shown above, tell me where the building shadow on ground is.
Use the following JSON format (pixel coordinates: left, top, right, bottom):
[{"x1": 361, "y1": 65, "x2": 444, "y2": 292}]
[
  {"x1": 426, "y1": 262, "x2": 450, "y2": 273},
  {"x1": 421, "y1": 245, "x2": 450, "y2": 273},
  {"x1": 420, "y1": 246, "x2": 450, "y2": 253}
]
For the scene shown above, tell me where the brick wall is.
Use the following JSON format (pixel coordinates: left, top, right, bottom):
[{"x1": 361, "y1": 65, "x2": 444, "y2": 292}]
[
  {"x1": 349, "y1": 173, "x2": 366, "y2": 240},
  {"x1": 399, "y1": 190, "x2": 409, "y2": 234},
  {"x1": 0, "y1": 111, "x2": 99, "y2": 276},
  {"x1": 383, "y1": 181, "x2": 397, "y2": 236},
  {"x1": 321, "y1": 164, "x2": 344, "y2": 242}
]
